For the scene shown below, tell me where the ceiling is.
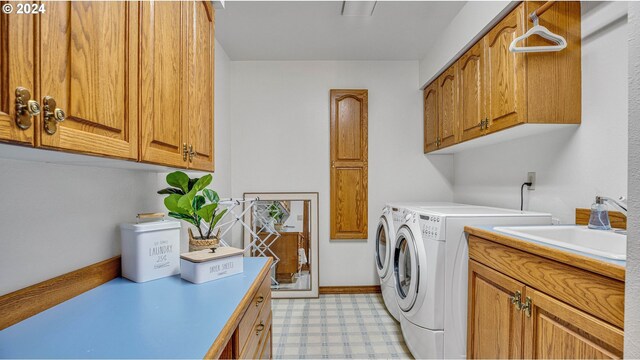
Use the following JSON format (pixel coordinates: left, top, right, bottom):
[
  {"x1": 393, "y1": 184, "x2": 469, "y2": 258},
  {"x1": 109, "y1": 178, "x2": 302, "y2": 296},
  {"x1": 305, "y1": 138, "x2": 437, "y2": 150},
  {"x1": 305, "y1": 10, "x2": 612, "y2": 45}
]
[{"x1": 215, "y1": 1, "x2": 467, "y2": 61}]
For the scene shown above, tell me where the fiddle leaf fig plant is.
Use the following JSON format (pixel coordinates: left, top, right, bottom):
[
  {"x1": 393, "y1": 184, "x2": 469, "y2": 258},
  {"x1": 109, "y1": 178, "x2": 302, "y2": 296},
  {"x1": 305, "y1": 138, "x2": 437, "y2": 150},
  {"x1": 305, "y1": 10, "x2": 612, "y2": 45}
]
[{"x1": 158, "y1": 171, "x2": 227, "y2": 239}]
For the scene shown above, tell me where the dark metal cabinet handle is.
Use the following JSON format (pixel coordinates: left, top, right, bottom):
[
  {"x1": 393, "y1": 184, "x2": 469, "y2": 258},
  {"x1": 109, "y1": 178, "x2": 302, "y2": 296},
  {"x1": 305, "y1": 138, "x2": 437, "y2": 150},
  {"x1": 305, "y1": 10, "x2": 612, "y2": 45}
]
[{"x1": 42, "y1": 96, "x2": 66, "y2": 135}]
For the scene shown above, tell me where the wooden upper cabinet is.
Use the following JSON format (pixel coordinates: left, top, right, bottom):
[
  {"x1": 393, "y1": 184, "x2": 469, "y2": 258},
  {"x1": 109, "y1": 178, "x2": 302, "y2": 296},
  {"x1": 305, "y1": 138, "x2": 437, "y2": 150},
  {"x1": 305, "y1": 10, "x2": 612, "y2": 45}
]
[
  {"x1": 423, "y1": 2, "x2": 580, "y2": 154},
  {"x1": 423, "y1": 83, "x2": 438, "y2": 153},
  {"x1": 139, "y1": 1, "x2": 188, "y2": 168},
  {"x1": 0, "y1": 7, "x2": 36, "y2": 145},
  {"x1": 330, "y1": 89, "x2": 368, "y2": 240},
  {"x1": 484, "y1": 4, "x2": 526, "y2": 134},
  {"x1": 186, "y1": 0, "x2": 215, "y2": 172},
  {"x1": 437, "y1": 65, "x2": 458, "y2": 149},
  {"x1": 524, "y1": 1, "x2": 581, "y2": 124},
  {"x1": 458, "y1": 41, "x2": 486, "y2": 142},
  {"x1": 39, "y1": 1, "x2": 138, "y2": 159},
  {"x1": 467, "y1": 260, "x2": 525, "y2": 359}
]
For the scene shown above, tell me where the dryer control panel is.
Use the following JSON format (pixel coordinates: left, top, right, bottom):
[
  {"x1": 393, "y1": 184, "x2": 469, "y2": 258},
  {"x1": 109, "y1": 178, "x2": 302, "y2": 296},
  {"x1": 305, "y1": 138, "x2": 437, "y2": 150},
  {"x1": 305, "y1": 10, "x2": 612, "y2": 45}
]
[{"x1": 419, "y1": 214, "x2": 445, "y2": 241}]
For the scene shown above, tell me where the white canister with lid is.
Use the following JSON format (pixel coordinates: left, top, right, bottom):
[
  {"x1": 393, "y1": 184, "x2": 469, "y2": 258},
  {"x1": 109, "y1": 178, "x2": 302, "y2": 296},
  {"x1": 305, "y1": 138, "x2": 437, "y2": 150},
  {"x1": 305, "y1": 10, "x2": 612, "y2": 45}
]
[{"x1": 120, "y1": 213, "x2": 181, "y2": 282}]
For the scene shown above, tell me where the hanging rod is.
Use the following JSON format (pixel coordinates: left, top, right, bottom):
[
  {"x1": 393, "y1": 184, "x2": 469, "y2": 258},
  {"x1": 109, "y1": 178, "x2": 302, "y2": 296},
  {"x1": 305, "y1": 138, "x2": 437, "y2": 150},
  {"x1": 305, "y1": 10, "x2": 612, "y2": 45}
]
[{"x1": 529, "y1": 0, "x2": 556, "y2": 21}]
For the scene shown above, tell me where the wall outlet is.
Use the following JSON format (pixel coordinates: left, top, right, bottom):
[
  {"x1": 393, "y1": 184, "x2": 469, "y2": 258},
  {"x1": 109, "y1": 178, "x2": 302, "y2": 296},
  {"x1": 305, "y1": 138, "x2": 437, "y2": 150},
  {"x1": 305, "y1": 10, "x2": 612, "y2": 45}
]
[{"x1": 527, "y1": 172, "x2": 536, "y2": 190}]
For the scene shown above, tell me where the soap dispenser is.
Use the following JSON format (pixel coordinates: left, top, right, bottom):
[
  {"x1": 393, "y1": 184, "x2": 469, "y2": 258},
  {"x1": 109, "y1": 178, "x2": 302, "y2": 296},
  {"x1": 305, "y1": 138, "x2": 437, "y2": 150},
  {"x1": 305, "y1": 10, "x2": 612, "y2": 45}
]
[{"x1": 588, "y1": 196, "x2": 611, "y2": 230}]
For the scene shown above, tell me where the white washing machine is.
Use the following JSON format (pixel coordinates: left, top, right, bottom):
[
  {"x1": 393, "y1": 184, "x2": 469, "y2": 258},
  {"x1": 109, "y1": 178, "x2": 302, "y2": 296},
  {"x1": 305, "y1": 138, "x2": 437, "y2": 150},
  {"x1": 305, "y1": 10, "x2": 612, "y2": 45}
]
[
  {"x1": 376, "y1": 202, "x2": 467, "y2": 322},
  {"x1": 393, "y1": 206, "x2": 552, "y2": 359}
]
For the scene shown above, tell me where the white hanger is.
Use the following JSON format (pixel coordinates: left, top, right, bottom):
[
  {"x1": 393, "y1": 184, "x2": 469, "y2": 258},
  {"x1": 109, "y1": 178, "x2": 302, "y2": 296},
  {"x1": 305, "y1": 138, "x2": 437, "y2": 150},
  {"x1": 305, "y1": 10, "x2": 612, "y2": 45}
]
[{"x1": 509, "y1": 13, "x2": 567, "y2": 53}]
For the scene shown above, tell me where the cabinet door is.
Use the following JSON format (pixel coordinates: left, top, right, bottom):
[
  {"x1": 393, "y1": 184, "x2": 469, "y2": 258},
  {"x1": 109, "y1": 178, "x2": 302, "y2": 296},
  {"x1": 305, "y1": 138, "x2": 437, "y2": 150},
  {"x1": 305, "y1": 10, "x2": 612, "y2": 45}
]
[
  {"x1": 523, "y1": 288, "x2": 624, "y2": 359},
  {"x1": 186, "y1": 0, "x2": 215, "y2": 171},
  {"x1": 437, "y1": 65, "x2": 458, "y2": 149},
  {"x1": 39, "y1": 1, "x2": 138, "y2": 159},
  {"x1": 467, "y1": 260, "x2": 524, "y2": 359},
  {"x1": 139, "y1": 1, "x2": 188, "y2": 168},
  {"x1": 0, "y1": 5, "x2": 36, "y2": 145},
  {"x1": 484, "y1": 3, "x2": 526, "y2": 133},
  {"x1": 458, "y1": 41, "x2": 485, "y2": 142},
  {"x1": 330, "y1": 89, "x2": 368, "y2": 240},
  {"x1": 423, "y1": 83, "x2": 438, "y2": 153}
]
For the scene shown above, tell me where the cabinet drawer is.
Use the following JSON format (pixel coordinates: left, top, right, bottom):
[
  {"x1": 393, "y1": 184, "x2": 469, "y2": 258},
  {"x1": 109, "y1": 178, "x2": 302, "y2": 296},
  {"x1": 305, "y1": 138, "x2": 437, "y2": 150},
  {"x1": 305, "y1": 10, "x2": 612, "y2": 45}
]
[
  {"x1": 238, "y1": 274, "x2": 271, "y2": 353},
  {"x1": 240, "y1": 308, "x2": 272, "y2": 359}
]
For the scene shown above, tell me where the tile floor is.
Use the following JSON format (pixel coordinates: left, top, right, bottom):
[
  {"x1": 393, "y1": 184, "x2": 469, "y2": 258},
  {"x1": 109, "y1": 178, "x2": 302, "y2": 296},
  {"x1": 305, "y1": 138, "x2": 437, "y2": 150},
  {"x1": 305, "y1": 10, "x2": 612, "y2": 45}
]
[{"x1": 272, "y1": 294, "x2": 413, "y2": 359}]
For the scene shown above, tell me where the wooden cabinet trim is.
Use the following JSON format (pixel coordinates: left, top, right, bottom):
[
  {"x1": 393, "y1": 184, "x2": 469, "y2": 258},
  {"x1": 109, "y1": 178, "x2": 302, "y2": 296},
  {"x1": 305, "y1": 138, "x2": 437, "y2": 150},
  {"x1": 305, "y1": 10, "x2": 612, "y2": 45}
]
[
  {"x1": 423, "y1": 83, "x2": 438, "y2": 153},
  {"x1": 465, "y1": 226, "x2": 625, "y2": 281},
  {"x1": 468, "y1": 235, "x2": 625, "y2": 329}
]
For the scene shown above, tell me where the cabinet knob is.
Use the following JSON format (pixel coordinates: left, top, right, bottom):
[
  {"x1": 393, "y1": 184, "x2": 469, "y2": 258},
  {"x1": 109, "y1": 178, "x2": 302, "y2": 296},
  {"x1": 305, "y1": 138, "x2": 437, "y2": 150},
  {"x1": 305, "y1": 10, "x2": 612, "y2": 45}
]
[
  {"x1": 183, "y1": 143, "x2": 188, "y2": 162},
  {"x1": 256, "y1": 295, "x2": 265, "y2": 307},
  {"x1": 14, "y1": 87, "x2": 41, "y2": 130},
  {"x1": 255, "y1": 320, "x2": 265, "y2": 335},
  {"x1": 42, "y1": 96, "x2": 66, "y2": 135}
]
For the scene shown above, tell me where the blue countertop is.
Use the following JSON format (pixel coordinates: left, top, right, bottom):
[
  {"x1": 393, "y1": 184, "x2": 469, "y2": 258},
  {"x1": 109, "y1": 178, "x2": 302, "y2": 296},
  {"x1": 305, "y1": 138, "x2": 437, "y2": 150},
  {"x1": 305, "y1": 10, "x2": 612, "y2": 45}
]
[
  {"x1": 475, "y1": 225, "x2": 626, "y2": 268},
  {"x1": 0, "y1": 257, "x2": 269, "y2": 359}
]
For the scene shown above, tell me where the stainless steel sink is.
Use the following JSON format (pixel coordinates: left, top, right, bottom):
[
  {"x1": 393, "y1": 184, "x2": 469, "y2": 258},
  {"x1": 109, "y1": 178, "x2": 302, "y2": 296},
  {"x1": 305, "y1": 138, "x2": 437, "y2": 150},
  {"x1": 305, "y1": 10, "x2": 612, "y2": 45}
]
[{"x1": 493, "y1": 225, "x2": 626, "y2": 260}]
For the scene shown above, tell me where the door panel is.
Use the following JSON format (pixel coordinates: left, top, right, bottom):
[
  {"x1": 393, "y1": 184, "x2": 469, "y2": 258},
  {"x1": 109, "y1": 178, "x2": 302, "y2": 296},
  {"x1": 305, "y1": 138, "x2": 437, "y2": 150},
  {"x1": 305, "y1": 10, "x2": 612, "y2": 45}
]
[
  {"x1": 330, "y1": 89, "x2": 368, "y2": 239},
  {"x1": 437, "y1": 65, "x2": 458, "y2": 148},
  {"x1": 423, "y1": 83, "x2": 438, "y2": 153},
  {"x1": 467, "y1": 260, "x2": 524, "y2": 359},
  {"x1": 39, "y1": 1, "x2": 138, "y2": 159},
  {"x1": 186, "y1": 0, "x2": 215, "y2": 171},
  {"x1": 0, "y1": 4, "x2": 36, "y2": 145},
  {"x1": 458, "y1": 41, "x2": 485, "y2": 142},
  {"x1": 523, "y1": 288, "x2": 623, "y2": 359},
  {"x1": 139, "y1": 1, "x2": 187, "y2": 168},
  {"x1": 484, "y1": 3, "x2": 526, "y2": 133}
]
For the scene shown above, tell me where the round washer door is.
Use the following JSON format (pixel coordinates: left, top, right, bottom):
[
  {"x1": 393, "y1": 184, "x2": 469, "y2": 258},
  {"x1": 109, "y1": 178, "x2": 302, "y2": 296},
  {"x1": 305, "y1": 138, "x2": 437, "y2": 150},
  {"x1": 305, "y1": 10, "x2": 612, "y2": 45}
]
[
  {"x1": 394, "y1": 225, "x2": 419, "y2": 311},
  {"x1": 375, "y1": 216, "x2": 392, "y2": 278}
]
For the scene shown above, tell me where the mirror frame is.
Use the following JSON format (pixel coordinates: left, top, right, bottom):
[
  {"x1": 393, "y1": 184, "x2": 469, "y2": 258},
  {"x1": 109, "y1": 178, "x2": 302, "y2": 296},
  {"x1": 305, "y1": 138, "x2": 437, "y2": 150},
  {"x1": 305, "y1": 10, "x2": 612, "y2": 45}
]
[{"x1": 243, "y1": 192, "x2": 319, "y2": 298}]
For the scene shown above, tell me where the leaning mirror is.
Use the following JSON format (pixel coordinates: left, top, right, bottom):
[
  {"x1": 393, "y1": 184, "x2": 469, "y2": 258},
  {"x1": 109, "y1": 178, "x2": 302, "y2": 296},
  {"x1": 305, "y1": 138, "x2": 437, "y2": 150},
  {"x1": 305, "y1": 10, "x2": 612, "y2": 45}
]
[{"x1": 243, "y1": 192, "x2": 319, "y2": 298}]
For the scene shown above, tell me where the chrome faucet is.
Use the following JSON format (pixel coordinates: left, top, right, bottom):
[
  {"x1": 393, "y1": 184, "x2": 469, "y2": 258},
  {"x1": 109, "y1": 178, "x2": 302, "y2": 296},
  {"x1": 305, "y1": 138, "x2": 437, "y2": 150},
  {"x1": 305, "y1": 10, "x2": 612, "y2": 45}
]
[
  {"x1": 596, "y1": 196, "x2": 627, "y2": 217},
  {"x1": 588, "y1": 195, "x2": 627, "y2": 231}
]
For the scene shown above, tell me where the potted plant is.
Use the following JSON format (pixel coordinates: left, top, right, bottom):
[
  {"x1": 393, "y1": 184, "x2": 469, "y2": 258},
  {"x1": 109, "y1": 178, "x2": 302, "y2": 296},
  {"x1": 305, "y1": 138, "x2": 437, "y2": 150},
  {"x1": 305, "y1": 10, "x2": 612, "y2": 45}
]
[
  {"x1": 158, "y1": 171, "x2": 227, "y2": 251},
  {"x1": 267, "y1": 202, "x2": 285, "y2": 231}
]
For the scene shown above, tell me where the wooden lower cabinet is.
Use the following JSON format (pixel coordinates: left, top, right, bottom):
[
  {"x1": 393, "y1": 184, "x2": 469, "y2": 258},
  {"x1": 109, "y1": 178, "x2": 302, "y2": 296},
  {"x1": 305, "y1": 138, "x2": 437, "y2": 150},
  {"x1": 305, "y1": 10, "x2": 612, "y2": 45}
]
[
  {"x1": 467, "y1": 235, "x2": 624, "y2": 359},
  {"x1": 524, "y1": 288, "x2": 623, "y2": 359},
  {"x1": 467, "y1": 261, "x2": 524, "y2": 359},
  {"x1": 218, "y1": 271, "x2": 273, "y2": 359}
]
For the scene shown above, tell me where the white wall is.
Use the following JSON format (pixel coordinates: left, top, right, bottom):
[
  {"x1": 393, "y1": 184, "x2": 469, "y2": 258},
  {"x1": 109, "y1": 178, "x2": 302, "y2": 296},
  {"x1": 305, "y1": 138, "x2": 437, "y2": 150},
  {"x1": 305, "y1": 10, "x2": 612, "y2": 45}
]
[
  {"x1": 418, "y1": 1, "x2": 512, "y2": 88},
  {"x1": 0, "y1": 160, "x2": 160, "y2": 295},
  {"x1": 451, "y1": 2, "x2": 628, "y2": 224},
  {"x1": 157, "y1": 39, "x2": 234, "y2": 251},
  {"x1": 625, "y1": 2, "x2": 640, "y2": 357},
  {"x1": 229, "y1": 61, "x2": 454, "y2": 286}
]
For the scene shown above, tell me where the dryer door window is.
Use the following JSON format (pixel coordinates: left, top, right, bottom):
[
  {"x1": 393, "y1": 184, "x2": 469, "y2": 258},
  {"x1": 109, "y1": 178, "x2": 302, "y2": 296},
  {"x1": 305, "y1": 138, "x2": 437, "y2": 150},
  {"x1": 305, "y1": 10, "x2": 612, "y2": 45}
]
[
  {"x1": 375, "y1": 219, "x2": 389, "y2": 272},
  {"x1": 394, "y1": 226, "x2": 419, "y2": 311}
]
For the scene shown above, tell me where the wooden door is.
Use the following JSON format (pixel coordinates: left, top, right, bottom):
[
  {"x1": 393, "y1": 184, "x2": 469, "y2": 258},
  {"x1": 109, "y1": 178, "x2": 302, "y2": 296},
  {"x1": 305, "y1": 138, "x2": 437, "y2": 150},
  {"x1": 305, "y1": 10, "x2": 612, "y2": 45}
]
[
  {"x1": 330, "y1": 89, "x2": 368, "y2": 240},
  {"x1": 423, "y1": 82, "x2": 438, "y2": 153},
  {"x1": 523, "y1": 288, "x2": 624, "y2": 359},
  {"x1": 186, "y1": 0, "x2": 215, "y2": 171},
  {"x1": 458, "y1": 41, "x2": 486, "y2": 142},
  {"x1": 437, "y1": 65, "x2": 458, "y2": 148},
  {"x1": 139, "y1": 1, "x2": 188, "y2": 168},
  {"x1": 467, "y1": 260, "x2": 525, "y2": 359},
  {"x1": 484, "y1": 3, "x2": 526, "y2": 133},
  {"x1": 39, "y1": 1, "x2": 138, "y2": 159},
  {"x1": 0, "y1": 4, "x2": 36, "y2": 145}
]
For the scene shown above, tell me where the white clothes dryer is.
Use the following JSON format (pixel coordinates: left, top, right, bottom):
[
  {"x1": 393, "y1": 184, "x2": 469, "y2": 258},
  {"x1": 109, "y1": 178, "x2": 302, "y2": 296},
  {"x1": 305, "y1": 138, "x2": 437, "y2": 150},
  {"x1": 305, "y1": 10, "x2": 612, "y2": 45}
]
[{"x1": 393, "y1": 206, "x2": 552, "y2": 359}]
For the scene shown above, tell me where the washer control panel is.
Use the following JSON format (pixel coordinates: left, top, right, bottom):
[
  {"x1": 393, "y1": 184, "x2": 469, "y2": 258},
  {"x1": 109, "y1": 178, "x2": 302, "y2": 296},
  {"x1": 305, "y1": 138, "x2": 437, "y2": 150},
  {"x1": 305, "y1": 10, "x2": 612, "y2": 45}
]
[{"x1": 419, "y1": 214, "x2": 444, "y2": 241}]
